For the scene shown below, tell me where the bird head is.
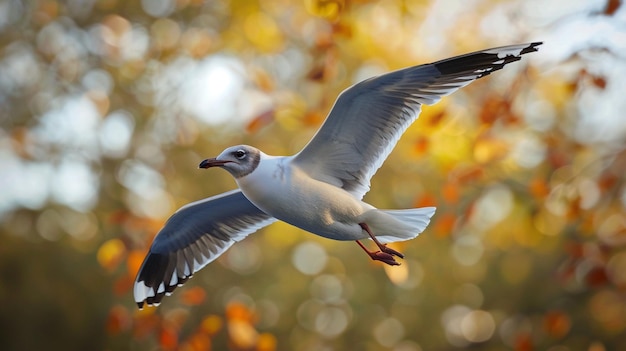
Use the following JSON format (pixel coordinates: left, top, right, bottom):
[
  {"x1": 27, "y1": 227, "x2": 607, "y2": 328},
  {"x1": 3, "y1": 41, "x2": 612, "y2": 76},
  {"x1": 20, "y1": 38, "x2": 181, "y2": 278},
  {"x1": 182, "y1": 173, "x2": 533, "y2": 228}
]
[{"x1": 199, "y1": 145, "x2": 261, "y2": 178}]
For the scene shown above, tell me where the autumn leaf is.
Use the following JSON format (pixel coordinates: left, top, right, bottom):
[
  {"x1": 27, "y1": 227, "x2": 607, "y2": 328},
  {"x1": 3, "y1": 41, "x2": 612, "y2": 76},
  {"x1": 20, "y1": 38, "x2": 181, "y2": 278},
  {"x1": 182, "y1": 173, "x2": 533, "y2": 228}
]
[
  {"x1": 305, "y1": 0, "x2": 345, "y2": 20},
  {"x1": 201, "y1": 315, "x2": 224, "y2": 336},
  {"x1": 180, "y1": 286, "x2": 207, "y2": 306},
  {"x1": 442, "y1": 180, "x2": 461, "y2": 204},
  {"x1": 529, "y1": 177, "x2": 550, "y2": 199},
  {"x1": 543, "y1": 310, "x2": 571, "y2": 338},
  {"x1": 159, "y1": 326, "x2": 178, "y2": 350},
  {"x1": 97, "y1": 238, "x2": 126, "y2": 272},
  {"x1": 106, "y1": 305, "x2": 131, "y2": 334},
  {"x1": 414, "y1": 193, "x2": 437, "y2": 208},
  {"x1": 435, "y1": 212, "x2": 456, "y2": 237},
  {"x1": 604, "y1": 0, "x2": 621, "y2": 15},
  {"x1": 413, "y1": 136, "x2": 430, "y2": 156},
  {"x1": 246, "y1": 109, "x2": 275, "y2": 134}
]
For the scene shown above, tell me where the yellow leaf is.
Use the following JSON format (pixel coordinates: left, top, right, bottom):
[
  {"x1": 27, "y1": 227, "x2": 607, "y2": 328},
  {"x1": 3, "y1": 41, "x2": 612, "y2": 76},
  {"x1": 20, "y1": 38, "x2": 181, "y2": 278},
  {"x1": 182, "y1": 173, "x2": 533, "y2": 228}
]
[
  {"x1": 257, "y1": 333, "x2": 277, "y2": 351},
  {"x1": 97, "y1": 238, "x2": 126, "y2": 272},
  {"x1": 201, "y1": 315, "x2": 223, "y2": 335},
  {"x1": 228, "y1": 320, "x2": 258, "y2": 349},
  {"x1": 305, "y1": 0, "x2": 344, "y2": 20},
  {"x1": 243, "y1": 12, "x2": 284, "y2": 53}
]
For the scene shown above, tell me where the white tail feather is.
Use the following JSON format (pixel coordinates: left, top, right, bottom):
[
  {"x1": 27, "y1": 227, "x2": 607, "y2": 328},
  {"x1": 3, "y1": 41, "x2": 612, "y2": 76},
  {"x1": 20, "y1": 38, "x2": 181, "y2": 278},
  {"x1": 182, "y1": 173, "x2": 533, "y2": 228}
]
[{"x1": 362, "y1": 207, "x2": 436, "y2": 244}]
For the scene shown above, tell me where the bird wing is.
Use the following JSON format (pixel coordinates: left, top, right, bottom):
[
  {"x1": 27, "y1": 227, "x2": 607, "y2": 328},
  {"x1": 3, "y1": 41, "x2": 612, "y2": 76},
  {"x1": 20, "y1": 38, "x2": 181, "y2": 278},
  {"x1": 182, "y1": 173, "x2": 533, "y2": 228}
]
[
  {"x1": 292, "y1": 42, "x2": 541, "y2": 199},
  {"x1": 133, "y1": 189, "x2": 276, "y2": 308}
]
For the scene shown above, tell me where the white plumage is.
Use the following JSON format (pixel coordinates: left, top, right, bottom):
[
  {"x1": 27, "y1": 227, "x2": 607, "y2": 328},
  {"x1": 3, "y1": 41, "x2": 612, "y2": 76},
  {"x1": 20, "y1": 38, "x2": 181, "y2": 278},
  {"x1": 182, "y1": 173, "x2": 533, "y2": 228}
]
[{"x1": 134, "y1": 42, "x2": 542, "y2": 308}]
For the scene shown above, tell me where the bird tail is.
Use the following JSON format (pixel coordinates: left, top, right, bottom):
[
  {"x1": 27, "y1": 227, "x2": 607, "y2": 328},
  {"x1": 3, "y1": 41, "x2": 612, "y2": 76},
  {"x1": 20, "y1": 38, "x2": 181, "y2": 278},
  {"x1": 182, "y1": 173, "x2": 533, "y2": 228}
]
[{"x1": 361, "y1": 207, "x2": 436, "y2": 244}]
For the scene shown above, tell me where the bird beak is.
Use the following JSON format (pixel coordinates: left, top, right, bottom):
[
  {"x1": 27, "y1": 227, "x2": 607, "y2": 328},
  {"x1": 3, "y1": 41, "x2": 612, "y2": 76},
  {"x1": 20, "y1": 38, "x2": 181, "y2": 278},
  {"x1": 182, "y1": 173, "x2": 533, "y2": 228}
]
[{"x1": 199, "y1": 158, "x2": 232, "y2": 169}]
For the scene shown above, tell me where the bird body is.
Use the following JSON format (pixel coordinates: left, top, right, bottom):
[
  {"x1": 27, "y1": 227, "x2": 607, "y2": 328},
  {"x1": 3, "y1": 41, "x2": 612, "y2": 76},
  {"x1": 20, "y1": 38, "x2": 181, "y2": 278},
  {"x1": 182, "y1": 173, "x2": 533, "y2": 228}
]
[
  {"x1": 134, "y1": 42, "x2": 542, "y2": 308},
  {"x1": 236, "y1": 152, "x2": 374, "y2": 241},
  {"x1": 227, "y1": 148, "x2": 433, "y2": 242}
]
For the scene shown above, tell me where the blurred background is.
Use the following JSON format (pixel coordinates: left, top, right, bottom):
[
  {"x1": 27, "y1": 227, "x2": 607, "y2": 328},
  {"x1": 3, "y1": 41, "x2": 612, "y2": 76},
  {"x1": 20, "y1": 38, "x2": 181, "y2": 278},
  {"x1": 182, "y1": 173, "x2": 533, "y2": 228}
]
[{"x1": 1, "y1": 0, "x2": 625, "y2": 350}]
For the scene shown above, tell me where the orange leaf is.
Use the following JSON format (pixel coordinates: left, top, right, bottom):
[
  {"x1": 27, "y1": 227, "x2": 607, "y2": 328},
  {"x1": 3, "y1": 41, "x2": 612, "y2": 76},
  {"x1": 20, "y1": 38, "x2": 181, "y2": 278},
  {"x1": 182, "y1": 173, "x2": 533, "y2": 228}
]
[
  {"x1": 133, "y1": 312, "x2": 160, "y2": 339},
  {"x1": 331, "y1": 22, "x2": 352, "y2": 38},
  {"x1": 303, "y1": 110, "x2": 325, "y2": 127},
  {"x1": 226, "y1": 301, "x2": 256, "y2": 323},
  {"x1": 543, "y1": 310, "x2": 571, "y2": 338},
  {"x1": 454, "y1": 166, "x2": 484, "y2": 184},
  {"x1": 462, "y1": 200, "x2": 476, "y2": 222},
  {"x1": 435, "y1": 213, "x2": 456, "y2": 238},
  {"x1": 246, "y1": 109, "x2": 275, "y2": 134},
  {"x1": 414, "y1": 193, "x2": 437, "y2": 208},
  {"x1": 581, "y1": 69, "x2": 607, "y2": 89},
  {"x1": 413, "y1": 136, "x2": 430, "y2": 156},
  {"x1": 106, "y1": 305, "x2": 131, "y2": 334},
  {"x1": 108, "y1": 209, "x2": 129, "y2": 224},
  {"x1": 113, "y1": 275, "x2": 134, "y2": 296},
  {"x1": 479, "y1": 97, "x2": 506, "y2": 125},
  {"x1": 529, "y1": 177, "x2": 549, "y2": 199},
  {"x1": 442, "y1": 181, "x2": 460, "y2": 204},
  {"x1": 160, "y1": 326, "x2": 179, "y2": 350},
  {"x1": 515, "y1": 333, "x2": 533, "y2": 351},
  {"x1": 547, "y1": 150, "x2": 569, "y2": 168},
  {"x1": 10, "y1": 127, "x2": 30, "y2": 158},
  {"x1": 257, "y1": 333, "x2": 277, "y2": 351},
  {"x1": 598, "y1": 173, "x2": 618, "y2": 192},
  {"x1": 184, "y1": 332, "x2": 212, "y2": 351},
  {"x1": 251, "y1": 68, "x2": 275, "y2": 92},
  {"x1": 314, "y1": 31, "x2": 334, "y2": 50},
  {"x1": 565, "y1": 242, "x2": 584, "y2": 259},
  {"x1": 307, "y1": 63, "x2": 326, "y2": 81},
  {"x1": 180, "y1": 286, "x2": 207, "y2": 306},
  {"x1": 426, "y1": 110, "x2": 446, "y2": 127},
  {"x1": 127, "y1": 249, "x2": 147, "y2": 277}
]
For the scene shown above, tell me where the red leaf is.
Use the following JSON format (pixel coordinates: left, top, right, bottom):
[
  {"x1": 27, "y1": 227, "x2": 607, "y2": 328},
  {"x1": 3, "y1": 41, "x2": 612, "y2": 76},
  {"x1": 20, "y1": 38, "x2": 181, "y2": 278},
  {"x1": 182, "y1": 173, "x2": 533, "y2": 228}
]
[
  {"x1": 159, "y1": 326, "x2": 178, "y2": 350},
  {"x1": 605, "y1": 0, "x2": 621, "y2": 15},
  {"x1": 543, "y1": 310, "x2": 571, "y2": 338}
]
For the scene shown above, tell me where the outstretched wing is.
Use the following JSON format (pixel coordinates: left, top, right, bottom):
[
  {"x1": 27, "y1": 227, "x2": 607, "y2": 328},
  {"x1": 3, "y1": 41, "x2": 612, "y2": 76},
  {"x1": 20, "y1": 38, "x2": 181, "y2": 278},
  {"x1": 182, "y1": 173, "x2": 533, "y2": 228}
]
[
  {"x1": 292, "y1": 42, "x2": 541, "y2": 199},
  {"x1": 133, "y1": 189, "x2": 276, "y2": 308}
]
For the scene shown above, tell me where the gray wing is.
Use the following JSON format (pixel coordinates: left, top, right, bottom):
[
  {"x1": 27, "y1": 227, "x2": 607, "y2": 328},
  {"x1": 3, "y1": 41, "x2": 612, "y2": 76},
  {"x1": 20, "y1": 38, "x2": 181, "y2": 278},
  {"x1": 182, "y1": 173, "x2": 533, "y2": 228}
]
[
  {"x1": 292, "y1": 42, "x2": 542, "y2": 199},
  {"x1": 133, "y1": 189, "x2": 276, "y2": 309}
]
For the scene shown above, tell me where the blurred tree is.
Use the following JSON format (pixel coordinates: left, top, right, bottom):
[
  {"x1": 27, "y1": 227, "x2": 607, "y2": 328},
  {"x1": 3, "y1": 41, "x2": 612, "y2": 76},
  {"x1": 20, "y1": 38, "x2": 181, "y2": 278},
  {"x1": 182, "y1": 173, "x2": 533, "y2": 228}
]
[{"x1": 1, "y1": 0, "x2": 625, "y2": 350}]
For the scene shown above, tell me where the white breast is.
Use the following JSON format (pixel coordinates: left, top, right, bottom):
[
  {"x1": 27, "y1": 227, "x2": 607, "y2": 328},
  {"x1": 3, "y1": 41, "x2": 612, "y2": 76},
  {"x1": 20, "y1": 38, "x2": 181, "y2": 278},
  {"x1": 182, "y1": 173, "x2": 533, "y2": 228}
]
[{"x1": 235, "y1": 156, "x2": 371, "y2": 240}]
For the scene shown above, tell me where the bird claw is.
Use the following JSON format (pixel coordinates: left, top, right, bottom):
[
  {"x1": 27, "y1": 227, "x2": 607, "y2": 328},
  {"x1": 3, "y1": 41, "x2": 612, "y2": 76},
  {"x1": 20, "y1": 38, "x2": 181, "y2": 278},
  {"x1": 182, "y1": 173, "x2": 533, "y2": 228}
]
[
  {"x1": 381, "y1": 244, "x2": 404, "y2": 259},
  {"x1": 368, "y1": 251, "x2": 401, "y2": 266}
]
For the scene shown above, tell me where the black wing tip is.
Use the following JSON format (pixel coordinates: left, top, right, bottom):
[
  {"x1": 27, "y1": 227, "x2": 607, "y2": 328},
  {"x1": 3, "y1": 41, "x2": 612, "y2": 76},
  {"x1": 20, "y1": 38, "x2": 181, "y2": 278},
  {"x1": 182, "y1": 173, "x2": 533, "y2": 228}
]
[
  {"x1": 134, "y1": 283, "x2": 182, "y2": 310},
  {"x1": 434, "y1": 42, "x2": 543, "y2": 78},
  {"x1": 134, "y1": 250, "x2": 193, "y2": 309},
  {"x1": 520, "y1": 41, "x2": 543, "y2": 55}
]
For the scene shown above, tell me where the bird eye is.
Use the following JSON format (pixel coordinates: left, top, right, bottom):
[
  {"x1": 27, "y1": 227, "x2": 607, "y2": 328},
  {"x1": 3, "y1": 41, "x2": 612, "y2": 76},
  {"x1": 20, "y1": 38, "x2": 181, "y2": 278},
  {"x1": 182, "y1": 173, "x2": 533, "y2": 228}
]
[{"x1": 234, "y1": 149, "x2": 246, "y2": 159}]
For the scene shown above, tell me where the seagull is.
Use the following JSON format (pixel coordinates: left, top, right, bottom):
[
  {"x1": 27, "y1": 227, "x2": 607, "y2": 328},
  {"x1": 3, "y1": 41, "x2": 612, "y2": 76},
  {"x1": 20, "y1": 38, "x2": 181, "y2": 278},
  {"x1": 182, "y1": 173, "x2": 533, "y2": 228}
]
[{"x1": 134, "y1": 42, "x2": 542, "y2": 308}]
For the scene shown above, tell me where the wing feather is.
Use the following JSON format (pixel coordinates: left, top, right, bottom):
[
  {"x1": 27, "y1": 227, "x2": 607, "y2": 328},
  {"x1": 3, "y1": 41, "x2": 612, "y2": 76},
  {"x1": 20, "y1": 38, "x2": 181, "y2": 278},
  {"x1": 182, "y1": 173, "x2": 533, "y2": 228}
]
[
  {"x1": 293, "y1": 42, "x2": 541, "y2": 198},
  {"x1": 133, "y1": 189, "x2": 276, "y2": 308}
]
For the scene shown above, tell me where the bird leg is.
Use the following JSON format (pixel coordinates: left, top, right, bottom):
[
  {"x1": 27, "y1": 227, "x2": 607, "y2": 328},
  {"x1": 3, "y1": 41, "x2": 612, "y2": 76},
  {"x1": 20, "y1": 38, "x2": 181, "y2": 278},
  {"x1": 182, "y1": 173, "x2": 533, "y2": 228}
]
[
  {"x1": 359, "y1": 223, "x2": 404, "y2": 258},
  {"x1": 356, "y1": 240, "x2": 400, "y2": 266},
  {"x1": 356, "y1": 223, "x2": 405, "y2": 266}
]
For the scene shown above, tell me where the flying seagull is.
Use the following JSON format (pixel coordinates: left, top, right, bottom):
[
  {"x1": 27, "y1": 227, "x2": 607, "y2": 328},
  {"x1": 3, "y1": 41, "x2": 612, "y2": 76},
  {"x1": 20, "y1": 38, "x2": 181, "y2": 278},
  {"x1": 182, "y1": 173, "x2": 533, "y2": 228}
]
[{"x1": 134, "y1": 42, "x2": 542, "y2": 308}]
